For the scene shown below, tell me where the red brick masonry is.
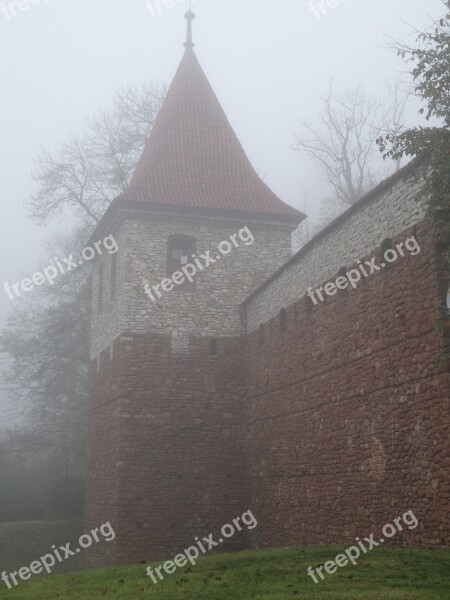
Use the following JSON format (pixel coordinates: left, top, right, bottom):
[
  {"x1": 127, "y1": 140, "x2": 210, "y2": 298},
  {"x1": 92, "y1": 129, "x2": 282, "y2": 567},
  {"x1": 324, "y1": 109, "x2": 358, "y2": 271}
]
[
  {"x1": 85, "y1": 219, "x2": 449, "y2": 565},
  {"x1": 244, "y1": 221, "x2": 449, "y2": 548},
  {"x1": 85, "y1": 334, "x2": 249, "y2": 564}
]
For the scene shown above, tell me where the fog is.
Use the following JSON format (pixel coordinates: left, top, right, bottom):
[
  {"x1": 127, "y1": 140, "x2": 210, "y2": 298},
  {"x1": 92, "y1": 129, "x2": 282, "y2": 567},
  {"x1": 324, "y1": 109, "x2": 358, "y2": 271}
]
[
  {"x1": 0, "y1": 0, "x2": 443, "y2": 429},
  {"x1": 0, "y1": 0, "x2": 443, "y2": 335},
  {"x1": 0, "y1": 0, "x2": 448, "y2": 588}
]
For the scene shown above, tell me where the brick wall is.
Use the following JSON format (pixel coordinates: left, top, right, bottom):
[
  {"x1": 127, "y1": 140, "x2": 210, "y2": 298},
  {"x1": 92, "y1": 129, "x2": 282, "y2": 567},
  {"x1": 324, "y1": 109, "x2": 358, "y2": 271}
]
[
  {"x1": 85, "y1": 210, "x2": 295, "y2": 564},
  {"x1": 85, "y1": 165, "x2": 449, "y2": 566},
  {"x1": 85, "y1": 331, "x2": 251, "y2": 565},
  {"x1": 84, "y1": 345, "x2": 120, "y2": 565},
  {"x1": 243, "y1": 220, "x2": 449, "y2": 547}
]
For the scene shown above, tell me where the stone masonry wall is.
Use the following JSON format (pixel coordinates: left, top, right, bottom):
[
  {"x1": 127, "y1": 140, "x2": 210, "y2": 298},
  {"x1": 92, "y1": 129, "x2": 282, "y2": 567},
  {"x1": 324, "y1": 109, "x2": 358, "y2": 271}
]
[
  {"x1": 85, "y1": 211, "x2": 295, "y2": 564},
  {"x1": 85, "y1": 165, "x2": 449, "y2": 567},
  {"x1": 243, "y1": 215, "x2": 449, "y2": 547},
  {"x1": 90, "y1": 212, "x2": 293, "y2": 359},
  {"x1": 245, "y1": 167, "x2": 428, "y2": 332},
  {"x1": 84, "y1": 346, "x2": 120, "y2": 565},
  {"x1": 85, "y1": 331, "x2": 250, "y2": 565}
]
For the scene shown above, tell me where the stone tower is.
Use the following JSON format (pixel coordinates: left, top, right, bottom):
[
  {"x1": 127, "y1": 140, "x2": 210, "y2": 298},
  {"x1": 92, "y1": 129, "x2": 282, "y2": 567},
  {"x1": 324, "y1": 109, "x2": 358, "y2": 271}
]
[{"x1": 84, "y1": 12, "x2": 303, "y2": 565}]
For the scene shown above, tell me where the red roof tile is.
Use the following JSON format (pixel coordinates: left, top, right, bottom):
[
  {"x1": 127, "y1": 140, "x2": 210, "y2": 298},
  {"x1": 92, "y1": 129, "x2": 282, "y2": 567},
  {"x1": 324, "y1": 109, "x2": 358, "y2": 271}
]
[{"x1": 118, "y1": 48, "x2": 303, "y2": 222}]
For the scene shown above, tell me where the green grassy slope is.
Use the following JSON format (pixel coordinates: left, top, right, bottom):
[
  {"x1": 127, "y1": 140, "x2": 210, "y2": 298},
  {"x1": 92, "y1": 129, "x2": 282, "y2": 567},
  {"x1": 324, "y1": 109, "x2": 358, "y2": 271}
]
[
  {"x1": 0, "y1": 520, "x2": 84, "y2": 575},
  {"x1": 1, "y1": 544, "x2": 449, "y2": 600}
]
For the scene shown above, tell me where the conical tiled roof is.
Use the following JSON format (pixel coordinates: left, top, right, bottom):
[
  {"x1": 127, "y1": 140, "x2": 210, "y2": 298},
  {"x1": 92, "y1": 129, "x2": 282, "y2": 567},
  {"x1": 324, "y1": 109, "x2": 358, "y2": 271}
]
[{"x1": 118, "y1": 47, "x2": 302, "y2": 222}]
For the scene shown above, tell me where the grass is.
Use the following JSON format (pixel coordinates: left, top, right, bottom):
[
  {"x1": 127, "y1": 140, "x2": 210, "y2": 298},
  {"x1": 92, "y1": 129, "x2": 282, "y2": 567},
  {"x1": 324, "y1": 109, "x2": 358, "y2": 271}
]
[
  {"x1": 0, "y1": 520, "x2": 85, "y2": 575},
  {"x1": 1, "y1": 543, "x2": 449, "y2": 599}
]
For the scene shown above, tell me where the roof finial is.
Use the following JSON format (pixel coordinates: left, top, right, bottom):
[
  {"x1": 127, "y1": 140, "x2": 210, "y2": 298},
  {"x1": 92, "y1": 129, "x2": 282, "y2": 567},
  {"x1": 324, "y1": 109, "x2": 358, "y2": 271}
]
[{"x1": 184, "y1": 6, "x2": 195, "y2": 49}]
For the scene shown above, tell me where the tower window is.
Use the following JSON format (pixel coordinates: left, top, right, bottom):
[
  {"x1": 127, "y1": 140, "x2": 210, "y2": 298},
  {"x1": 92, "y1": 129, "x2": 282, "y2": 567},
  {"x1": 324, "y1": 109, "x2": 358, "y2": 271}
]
[
  {"x1": 171, "y1": 247, "x2": 186, "y2": 263},
  {"x1": 167, "y1": 235, "x2": 196, "y2": 289}
]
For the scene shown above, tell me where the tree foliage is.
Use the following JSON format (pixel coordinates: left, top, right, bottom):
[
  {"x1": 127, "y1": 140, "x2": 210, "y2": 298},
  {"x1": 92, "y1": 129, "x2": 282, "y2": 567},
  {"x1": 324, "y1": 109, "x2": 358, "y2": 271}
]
[{"x1": 377, "y1": 0, "x2": 450, "y2": 357}]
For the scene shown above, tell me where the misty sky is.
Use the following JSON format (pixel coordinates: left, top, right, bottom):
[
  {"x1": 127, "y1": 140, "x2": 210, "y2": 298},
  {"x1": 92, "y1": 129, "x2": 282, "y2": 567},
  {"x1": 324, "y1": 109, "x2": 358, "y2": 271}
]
[{"x1": 0, "y1": 0, "x2": 443, "y2": 337}]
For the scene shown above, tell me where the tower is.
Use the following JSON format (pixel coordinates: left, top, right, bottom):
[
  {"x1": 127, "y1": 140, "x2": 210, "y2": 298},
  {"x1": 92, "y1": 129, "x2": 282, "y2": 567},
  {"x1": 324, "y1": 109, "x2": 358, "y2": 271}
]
[{"x1": 84, "y1": 12, "x2": 303, "y2": 565}]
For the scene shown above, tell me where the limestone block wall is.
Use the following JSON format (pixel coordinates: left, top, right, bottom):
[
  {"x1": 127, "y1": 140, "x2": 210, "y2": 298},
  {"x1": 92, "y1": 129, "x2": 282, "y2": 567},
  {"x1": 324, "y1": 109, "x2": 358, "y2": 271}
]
[
  {"x1": 245, "y1": 166, "x2": 428, "y2": 333},
  {"x1": 90, "y1": 211, "x2": 293, "y2": 359}
]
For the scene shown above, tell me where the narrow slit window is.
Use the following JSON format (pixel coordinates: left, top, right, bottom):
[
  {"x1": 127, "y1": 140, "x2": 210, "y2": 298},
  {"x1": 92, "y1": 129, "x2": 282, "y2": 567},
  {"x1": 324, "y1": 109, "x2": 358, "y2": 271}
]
[
  {"x1": 110, "y1": 253, "x2": 117, "y2": 302},
  {"x1": 98, "y1": 264, "x2": 104, "y2": 314},
  {"x1": 381, "y1": 238, "x2": 394, "y2": 253},
  {"x1": 258, "y1": 324, "x2": 264, "y2": 345}
]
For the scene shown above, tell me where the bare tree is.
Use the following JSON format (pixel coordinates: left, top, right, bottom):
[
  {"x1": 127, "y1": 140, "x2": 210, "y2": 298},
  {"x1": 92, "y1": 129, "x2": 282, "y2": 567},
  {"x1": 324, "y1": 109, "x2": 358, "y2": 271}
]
[
  {"x1": 385, "y1": 78, "x2": 411, "y2": 171},
  {"x1": 29, "y1": 83, "x2": 165, "y2": 229},
  {"x1": 0, "y1": 82, "x2": 166, "y2": 519},
  {"x1": 294, "y1": 82, "x2": 408, "y2": 206},
  {"x1": 292, "y1": 199, "x2": 314, "y2": 252}
]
